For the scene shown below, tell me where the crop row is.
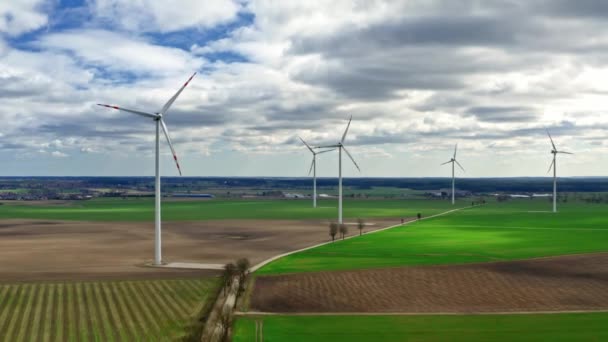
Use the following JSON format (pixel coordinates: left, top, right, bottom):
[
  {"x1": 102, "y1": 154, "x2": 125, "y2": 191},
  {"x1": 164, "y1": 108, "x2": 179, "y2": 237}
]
[{"x1": 0, "y1": 278, "x2": 218, "y2": 341}]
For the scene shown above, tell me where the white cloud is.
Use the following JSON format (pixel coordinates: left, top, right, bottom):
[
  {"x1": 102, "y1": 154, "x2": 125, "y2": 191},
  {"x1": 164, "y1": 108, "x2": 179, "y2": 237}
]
[
  {"x1": 37, "y1": 29, "x2": 204, "y2": 76},
  {"x1": 80, "y1": 147, "x2": 96, "y2": 153},
  {"x1": 92, "y1": 0, "x2": 241, "y2": 33},
  {"x1": 0, "y1": 0, "x2": 49, "y2": 36},
  {"x1": 51, "y1": 151, "x2": 68, "y2": 158}
]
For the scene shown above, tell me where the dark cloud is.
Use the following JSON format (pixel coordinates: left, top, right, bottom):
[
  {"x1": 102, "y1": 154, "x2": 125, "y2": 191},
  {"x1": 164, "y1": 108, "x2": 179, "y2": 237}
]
[
  {"x1": 466, "y1": 106, "x2": 540, "y2": 122},
  {"x1": 291, "y1": 16, "x2": 521, "y2": 56},
  {"x1": 0, "y1": 142, "x2": 28, "y2": 150},
  {"x1": 414, "y1": 94, "x2": 471, "y2": 112},
  {"x1": 538, "y1": 0, "x2": 608, "y2": 18},
  {"x1": 166, "y1": 106, "x2": 232, "y2": 127}
]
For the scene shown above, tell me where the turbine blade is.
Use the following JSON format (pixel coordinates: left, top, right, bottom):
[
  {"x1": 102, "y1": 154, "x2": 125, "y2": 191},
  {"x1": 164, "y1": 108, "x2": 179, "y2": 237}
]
[
  {"x1": 547, "y1": 159, "x2": 555, "y2": 174},
  {"x1": 341, "y1": 115, "x2": 352, "y2": 143},
  {"x1": 97, "y1": 104, "x2": 157, "y2": 119},
  {"x1": 546, "y1": 129, "x2": 557, "y2": 151},
  {"x1": 160, "y1": 119, "x2": 182, "y2": 176},
  {"x1": 298, "y1": 136, "x2": 314, "y2": 153},
  {"x1": 558, "y1": 151, "x2": 573, "y2": 155},
  {"x1": 315, "y1": 144, "x2": 340, "y2": 149},
  {"x1": 441, "y1": 160, "x2": 452, "y2": 165},
  {"x1": 455, "y1": 159, "x2": 465, "y2": 172},
  {"x1": 316, "y1": 148, "x2": 336, "y2": 155},
  {"x1": 308, "y1": 158, "x2": 315, "y2": 176},
  {"x1": 159, "y1": 72, "x2": 196, "y2": 115},
  {"x1": 342, "y1": 145, "x2": 360, "y2": 172},
  {"x1": 453, "y1": 143, "x2": 458, "y2": 159}
]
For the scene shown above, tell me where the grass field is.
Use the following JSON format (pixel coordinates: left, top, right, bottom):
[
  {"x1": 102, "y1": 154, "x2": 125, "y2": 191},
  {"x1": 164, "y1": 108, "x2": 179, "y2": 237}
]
[
  {"x1": 0, "y1": 198, "x2": 465, "y2": 221},
  {"x1": 0, "y1": 278, "x2": 218, "y2": 341},
  {"x1": 257, "y1": 199, "x2": 608, "y2": 274},
  {"x1": 233, "y1": 313, "x2": 608, "y2": 342}
]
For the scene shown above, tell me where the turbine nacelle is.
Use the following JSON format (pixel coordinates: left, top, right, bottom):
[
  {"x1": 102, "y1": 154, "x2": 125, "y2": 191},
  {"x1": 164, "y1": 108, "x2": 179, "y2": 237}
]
[{"x1": 441, "y1": 145, "x2": 465, "y2": 172}]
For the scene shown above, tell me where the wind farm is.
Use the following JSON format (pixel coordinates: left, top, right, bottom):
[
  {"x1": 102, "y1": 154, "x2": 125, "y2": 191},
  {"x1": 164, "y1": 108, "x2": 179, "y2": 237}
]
[{"x1": 2, "y1": 2, "x2": 608, "y2": 342}]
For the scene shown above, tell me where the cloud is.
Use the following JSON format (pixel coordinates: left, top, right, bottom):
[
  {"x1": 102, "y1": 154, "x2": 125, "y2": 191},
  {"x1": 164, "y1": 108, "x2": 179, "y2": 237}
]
[
  {"x1": 0, "y1": 0, "x2": 49, "y2": 36},
  {"x1": 80, "y1": 147, "x2": 96, "y2": 153},
  {"x1": 92, "y1": 0, "x2": 242, "y2": 33},
  {"x1": 465, "y1": 106, "x2": 540, "y2": 123},
  {"x1": 51, "y1": 151, "x2": 68, "y2": 158},
  {"x1": 36, "y1": 29, "x2": 203, "y2": 76},
  {"x1": 2, "y1": 1, "x2": 608, "y2": 176}
]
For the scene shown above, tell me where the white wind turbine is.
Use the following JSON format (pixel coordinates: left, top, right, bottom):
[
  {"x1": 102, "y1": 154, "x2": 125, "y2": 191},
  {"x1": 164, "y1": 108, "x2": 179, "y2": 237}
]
[
  {"x1": 98, "y1": 73, "x2": 196, "y2": 265},
  {"x1": 441, "y1": 144, "x2": 465, "y2": 205},
  {"x1": 298, "y1": 136, "x2": 334, "y2": 208},
  {"x1": 546, "y1": 130, "x2": 573, "y2": 213},
  {"x1": 315, "y1": 116, "x2": 360, "y2": 223}
]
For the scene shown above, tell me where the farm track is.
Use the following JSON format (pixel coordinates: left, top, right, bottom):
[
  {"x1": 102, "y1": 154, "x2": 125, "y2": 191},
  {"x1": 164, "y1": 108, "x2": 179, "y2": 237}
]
[
  {"x1": 251, "y1": 252, "x2": 608, "y2": 313},
  {"x1": 0, "y1": 278, "x2": 218, "y2": 341}
]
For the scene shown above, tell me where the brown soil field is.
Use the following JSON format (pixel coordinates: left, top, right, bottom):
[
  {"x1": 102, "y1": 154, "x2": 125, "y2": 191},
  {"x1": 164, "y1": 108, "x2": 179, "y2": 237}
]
[
  {"x1": 0, "y1": 218, "x2": 398, "y2": 282},
  {"x1": 251, "y1": 253, "x2": 608, "y2": 313}
]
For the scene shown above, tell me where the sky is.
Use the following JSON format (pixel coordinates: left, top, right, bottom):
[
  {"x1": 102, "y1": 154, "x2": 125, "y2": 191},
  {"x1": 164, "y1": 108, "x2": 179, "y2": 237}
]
[{"x1": 1, "y1": 0, "x2": 608, "y2": 178}]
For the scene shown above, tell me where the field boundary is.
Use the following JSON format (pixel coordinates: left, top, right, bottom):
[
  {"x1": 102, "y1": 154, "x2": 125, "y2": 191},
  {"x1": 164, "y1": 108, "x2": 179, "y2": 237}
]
[
  {"x1": 236, "y1": 309, "x2": 608, "y2": 316},
  {"x1": 435, "y1": 224, "x2": 608, "y2": 231},
  {"x1": 250, "y1": 204, "x2": 479, "y2": 273}
]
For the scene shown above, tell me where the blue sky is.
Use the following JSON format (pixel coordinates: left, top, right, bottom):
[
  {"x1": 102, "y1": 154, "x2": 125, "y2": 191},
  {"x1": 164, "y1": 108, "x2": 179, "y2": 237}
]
[{"x1": 1, "y1": 1, "x2": 608, "y2": 177}]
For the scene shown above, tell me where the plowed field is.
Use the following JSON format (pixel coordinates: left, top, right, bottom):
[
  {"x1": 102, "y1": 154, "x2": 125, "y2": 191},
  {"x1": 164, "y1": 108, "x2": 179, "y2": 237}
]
[{"x1": 251, "y1": 253, "x2": 608, "y2": 313}]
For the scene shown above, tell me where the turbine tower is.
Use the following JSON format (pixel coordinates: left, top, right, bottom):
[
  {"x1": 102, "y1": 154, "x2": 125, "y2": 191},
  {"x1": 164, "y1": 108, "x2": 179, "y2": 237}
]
[
  {"x1": 441, "y1": 144, "x2": 465, "y2": 205},
  {"x1": 98, "y1": 73, "x2": 196, "y2": 265},
  {"x1": 546, "y1": 130, "x2": 573, "y2": 213},
  {"x1": 299, "y1": 137, "x2": 334, "y2": 208},
  {"x1": 315, "y1": 116, "x2": 360, "y2": 223}
]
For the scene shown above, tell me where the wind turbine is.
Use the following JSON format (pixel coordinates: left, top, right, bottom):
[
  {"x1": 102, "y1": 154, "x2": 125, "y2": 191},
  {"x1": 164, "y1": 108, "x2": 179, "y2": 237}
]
[
  {"x1": 441, "y1": 144, "x2": 465, "y2": 205},
  {"x1": 298, "y1": 137, "x2": 334, "y2": 208},
  {"x1": 98, "y1": 73, "x2": 196, "y2": 265},
  {"x1": 315, "y1": 116, "x2": 360, "y2": 223},
  {"x1": 546, "y1": 130, "x2": 573, "y2": 213}
]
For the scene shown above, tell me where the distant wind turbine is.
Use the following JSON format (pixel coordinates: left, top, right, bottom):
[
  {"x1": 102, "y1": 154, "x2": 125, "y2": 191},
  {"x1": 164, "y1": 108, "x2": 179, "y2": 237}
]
[
  {"x1": 315, "y1": 116, "x2": 360, "y2": 223},
  {"x1": 546, "y1": 130, "x2": 573, "y2": 213},
  {"x1": 441, "y1": 144, "x2": 465, "y2": 205},
  {"x1": 298, "y1": 136, "x2": 334, "y2": 208},
  {"x1": 98, "y1": 73, "x2": 196, "y2": 265}
]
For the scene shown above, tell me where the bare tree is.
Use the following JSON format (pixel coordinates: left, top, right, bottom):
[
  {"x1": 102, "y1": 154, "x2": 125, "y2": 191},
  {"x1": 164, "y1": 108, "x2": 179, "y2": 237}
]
[
  {"x1": 339, "y1": 224, "x2": 348, "y2": 240},
  {"x1": 222, "y1": 262, "x2": 236, "y2": 295},
  {"x1": 236, "y1": 258, "x2": 250, "y2": 293},
  {"x1": 329, "y1": 222, "x2": 338, "y2": 241},
  {"x1": 357, "y1": 218, "x2": 365, "y2": 236}
]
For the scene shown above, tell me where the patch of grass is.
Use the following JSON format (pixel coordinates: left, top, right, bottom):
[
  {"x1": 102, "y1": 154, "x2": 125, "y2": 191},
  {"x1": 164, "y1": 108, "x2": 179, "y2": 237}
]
[
  {"x1": 0, "y1": 278, "x2": 219, "y2": 341},
  {"x1": 257, "y1": 199, "x2": 608, "y2": 274},
  {"x1": 233, "y1": 313, "x2": 608, "y2": 342},
  {"x1": 0, "y1": 197, "x2": 465, "y2": 221}
]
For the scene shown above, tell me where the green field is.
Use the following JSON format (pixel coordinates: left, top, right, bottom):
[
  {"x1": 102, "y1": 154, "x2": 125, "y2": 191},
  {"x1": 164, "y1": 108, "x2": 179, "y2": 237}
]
[
  {"x1": 233, "y1": 313, "x2": 608, "y2": 342},
  {"x1": 257, "y1": 199, "x2": 608, "y2": 274},
  {"x1": 0, "y1": 198, "x2": 465, "y2": 221},
  {"x1": 0, "y1": 278, "x2": 218, "y2": 341}
]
